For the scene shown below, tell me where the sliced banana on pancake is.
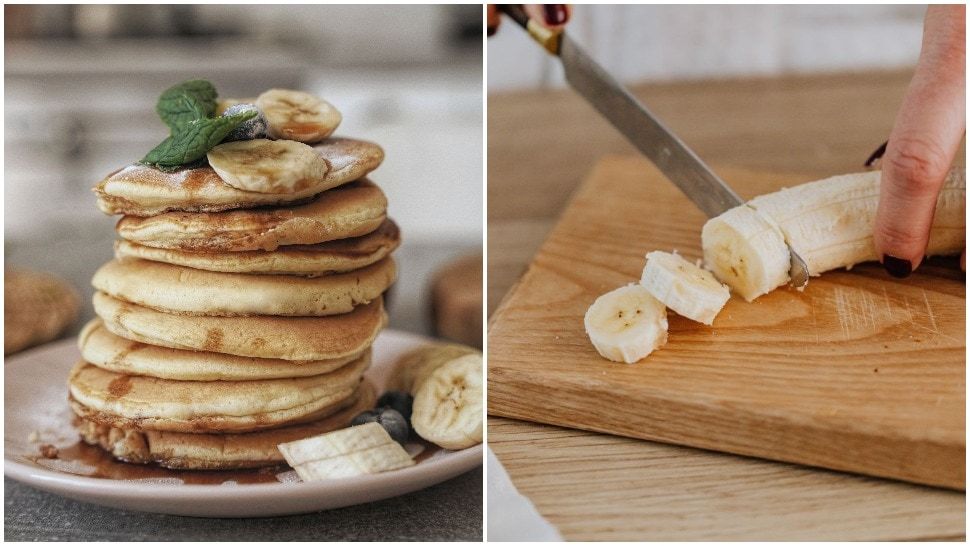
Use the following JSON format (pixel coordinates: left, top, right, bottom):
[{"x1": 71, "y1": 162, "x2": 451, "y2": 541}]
[
  {"x1": 73, "y1": 382, "x2": 376, "y2": 470},
  {"x1": 93, "y1": 257, "x2": 395, "y2": 317},
  {"x1": 207, "y1": 139, "x2": 329, "y2": 194},
  {"x1": 114, "y1": 219, "x2": 401, "y2": 276},
  {"x1": 256, "y1": 89, "x2": 341, "y2": 143},
  {"x1": 115, "y1": 180, "x2": 387, "y2": 252},
  {"x1": 68, "y1": 354, "x2": 369, "y2": 433},
  {"x1": 78, "y1": 319, "x2": 365, "y2": 380},
  {"x1": 93, "y1": 292, "x2": 386, "y2": 361},
  {"x1": 93, "y1": 138, "x2": 383, "y2": 216}
]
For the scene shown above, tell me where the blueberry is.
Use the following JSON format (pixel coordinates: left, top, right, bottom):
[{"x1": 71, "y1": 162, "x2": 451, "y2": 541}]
[
  {"x1": 350, "y1": 408, "x2": 410, "y2": 445},
  {"x1": 221, "y1": 103, "x2": 267, "y2": 141},
  {"x1": 376, "y1": 391, "x2": 414, "y2": 421}
]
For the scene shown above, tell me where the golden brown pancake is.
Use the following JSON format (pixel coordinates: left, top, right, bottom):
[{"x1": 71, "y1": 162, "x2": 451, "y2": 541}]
[
  {"x1": 92, "y1": 257, "x2": 396, "y2": 317},
  {"x1": 74, "y1": 381, "x2": 376, "y2": 469},
  {"x1": 78, "y1": 319, "x2": 364, "y2": 380},
  {"x1": 114, "y1": 219, "x2": 401, "y2": 276},
  {"x1": 68, "y1": 354, "x2": 369, "y2": 433},
  {"x1": 93, "y1": 292, "x2": 386, "y2": 360},
  {"x1": 94, "y1": 138, "x2": 383, "y2": 216},
  {"x1": 114, "y1": 180, "x2": 387, "y2": 252}
]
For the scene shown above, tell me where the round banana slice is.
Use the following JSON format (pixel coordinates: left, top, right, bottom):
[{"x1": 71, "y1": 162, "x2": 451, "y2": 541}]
[
  {"x1": 640, "y1": 251, "x2": 730, "y2": 326},
  {"x1": 256, "y1": 89, "x2": 342, "y2": 143},
  {"x1": 207, "y1": 139, "x2": 329, "y2": 194},
  {"x1": 411, "y1": 353, "x2": 483, "y2": 451},
  {"x1": 584, "y1": 284, "x2": 667, "y2": 364},
  {"x1": 701, "y1": 205, "x2": 790, "y2": 302}
]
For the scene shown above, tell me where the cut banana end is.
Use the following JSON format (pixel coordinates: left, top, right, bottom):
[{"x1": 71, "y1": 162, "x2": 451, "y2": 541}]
[
  {"x1": 278, "y1": 422, "x2": 414, "y2": 481},
  {"x1": 640, "y1": 251, "x2": 730, "y2": 325},
  {"x1": 207, "y1": 139, "x2": 329, "y2": 194},
  {"x1": 256, "y1": 89, "x2": 342, "y2": 144},
  {"x1": 584, "y1": 284, "x2": 668, "y2": 363},
  {"x1": 701, "y1": 205, "x2": 791, "y2": 302},
  {"x1": 411, "y1": 353, "x2": 483, "y2": 451}
]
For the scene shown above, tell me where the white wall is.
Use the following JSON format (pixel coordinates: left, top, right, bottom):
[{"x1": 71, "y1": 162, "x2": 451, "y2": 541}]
[{"x1": 488, "y1": 5, "x2": 926, "y2": 92}]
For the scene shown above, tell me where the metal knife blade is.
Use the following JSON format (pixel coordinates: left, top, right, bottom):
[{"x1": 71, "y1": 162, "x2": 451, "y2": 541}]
[
  {"x1": 556, "y1": 34, "x2": 809, "y2": 286},
  {"x1": 494, "y1": 5, "x2": 809, "y2": 287},
  {"x1": 559, "y1": 35, "x2": 743, "y2": 217}
]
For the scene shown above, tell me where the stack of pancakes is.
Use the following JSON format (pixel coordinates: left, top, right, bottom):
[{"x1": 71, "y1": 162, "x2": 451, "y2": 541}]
[{"x1": 70, "y1": 134, "x2": 401, "y2": 470}]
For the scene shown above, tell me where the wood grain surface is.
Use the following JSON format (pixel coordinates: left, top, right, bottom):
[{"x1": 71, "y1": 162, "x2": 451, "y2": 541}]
[
  {"x1": 487, "y1": 70, "x2": 966, "y2": 540},
  {"x1": 489, "y1": 418, "x2": 965, "y2": 541},
  {"x1": 489, "y1": 156, "x2": 965, "y2": 489}
]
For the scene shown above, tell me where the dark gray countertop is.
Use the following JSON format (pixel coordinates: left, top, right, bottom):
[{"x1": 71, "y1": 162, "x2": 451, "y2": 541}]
[{"x1": 5, "y1": 469, "x2": 482, "y2": 541}]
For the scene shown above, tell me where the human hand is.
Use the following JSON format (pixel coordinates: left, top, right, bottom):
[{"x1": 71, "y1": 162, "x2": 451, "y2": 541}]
[
  {"x1": 873, "y1": 5, "x2": 965, "y2": 277},
  {"x1": 487, "y1": 4, "x2": 571, "y2": 37}
]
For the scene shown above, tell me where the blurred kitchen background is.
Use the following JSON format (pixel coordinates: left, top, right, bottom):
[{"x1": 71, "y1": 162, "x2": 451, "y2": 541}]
[
  {"x1": 488, "y1": 5, "x2": 927, "y2": 91},
  {"x1": 5, "y1": 4, "x2": 483, "y2": 348}
]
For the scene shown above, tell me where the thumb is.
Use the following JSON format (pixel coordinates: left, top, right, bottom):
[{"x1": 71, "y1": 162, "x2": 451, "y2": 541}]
[{"x1": 874, "y1": 5, "x2": 965, "y2": 278}]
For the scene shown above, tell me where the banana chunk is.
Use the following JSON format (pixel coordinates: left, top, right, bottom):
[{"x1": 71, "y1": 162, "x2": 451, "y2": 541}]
[
  {"x1": 411, "y1": 353, "x2": 483, "y2": 451},
  {"x1": 256, "y1": 89, "x2": 342, "y2": 144},
  {"x1": 703, "y1": 169, "x2": 966, "y2": 301},
  {"x1": 278, "y1": 422, "x2": 414, "y2": 481},
  {"x1": 640, "y1": 251, "x2": 730, "y2": 325},
  {"x1": 207, "y1": 139, "x2": 329, "y2": 194},
  {"x1": 584, "y1": 284, "x2": 668, "y2": 363}
]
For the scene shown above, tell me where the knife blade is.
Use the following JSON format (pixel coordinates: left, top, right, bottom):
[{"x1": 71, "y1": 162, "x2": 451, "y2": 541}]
[{"x1": 497, "y1": 5, "x2": 809, "y2": 288}]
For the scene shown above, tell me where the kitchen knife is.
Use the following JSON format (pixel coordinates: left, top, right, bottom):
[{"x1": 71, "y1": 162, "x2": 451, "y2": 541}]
[{"x1": 498, "y1": 5, "x2": 810, "y2": 288}]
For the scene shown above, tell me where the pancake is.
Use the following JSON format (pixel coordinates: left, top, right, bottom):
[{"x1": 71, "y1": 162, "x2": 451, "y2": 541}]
[
  {"x1": 93, "y1": 292, "x2": 386, "y2": 360},
  {"x1": 78, "y1": 319, "x2": 365, "y2": 380},
  {"x1": 92, "y1": 256, "x2": 396, "y2": 317},
  {"x1": 94, "y1": 137, "x2": 384, "y2": 216},
  {"x1": 114, "y1": 219, "x2": 401, "y2": 276},
  {"x1": 74, "y1": 381, "x2": 376, "y2": 469},
  {"x1": 115, "y1": 180, "x2": 388, "y2": 252},
  {"x1": 68, "y1": 352, "x2": 369, "y2": 433}
]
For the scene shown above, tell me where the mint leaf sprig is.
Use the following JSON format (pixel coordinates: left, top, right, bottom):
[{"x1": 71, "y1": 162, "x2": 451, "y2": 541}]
[{"x1": 140, "y1": 79, "x2": 255, "y2": 172}]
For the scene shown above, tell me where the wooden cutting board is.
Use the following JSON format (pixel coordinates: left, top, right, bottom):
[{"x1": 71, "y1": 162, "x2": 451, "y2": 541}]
[{"x1": 488, "y1": 155, "x2": 966, "y2": 490}]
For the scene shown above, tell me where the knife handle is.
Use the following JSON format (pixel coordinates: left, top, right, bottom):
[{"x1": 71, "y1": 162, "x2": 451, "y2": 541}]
[{"x1": 498, "y1": 4, "x2": 562, "y2": 55}]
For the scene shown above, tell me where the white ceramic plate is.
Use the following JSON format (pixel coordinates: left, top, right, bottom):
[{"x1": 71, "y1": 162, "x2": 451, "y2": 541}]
[{"x1": 5, "y1": 330, "x2": 483, "y2": 517}]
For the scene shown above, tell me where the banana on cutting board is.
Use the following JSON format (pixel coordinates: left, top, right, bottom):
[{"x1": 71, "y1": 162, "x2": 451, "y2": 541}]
[
  {"x1": 391, "y1": 344, "x2": 483, "y2": 450},
  {"x1": 586, "y1": 168, "x2": 967, "y2": 363},
  {"x1": 277, "y1": 422, "x2": 414, "y2": 481}
]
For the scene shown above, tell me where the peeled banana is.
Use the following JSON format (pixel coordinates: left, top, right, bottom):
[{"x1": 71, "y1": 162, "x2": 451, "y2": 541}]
[
  {"x1": 640, "y1": 251, "x2": 730, "y2": 325},
  {"x1": 207, "y1": 139, "x2": 329, "y2": 194},
  {"x1": 411, "y1": 353, "x2": 483, "y2": 451},
  {"x1": 277, "y1": 422, "x2": 414, "y2": 481},
  {"x1": 704, "y1": 169, "x2": 966, "y2": 301},
  {"x1": 256, "y1": 89, "x2": 342, "y2": 144},
  {"x1": 584, "y1": 284, "x2": 668, "y2": 363}
]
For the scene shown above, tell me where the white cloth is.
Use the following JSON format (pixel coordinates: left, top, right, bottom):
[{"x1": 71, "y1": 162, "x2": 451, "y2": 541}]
[{"x1": 486, "y1": 448, "x2": 563, "y2": 541}]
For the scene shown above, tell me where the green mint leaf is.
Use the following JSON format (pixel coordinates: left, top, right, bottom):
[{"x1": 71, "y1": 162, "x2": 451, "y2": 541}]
[
  {"x1": 156, "y1": 79, "x2": 218, "y2": 130},
  {"x1": 141, "y1": 110, "x2": 256, "y2": 170}
]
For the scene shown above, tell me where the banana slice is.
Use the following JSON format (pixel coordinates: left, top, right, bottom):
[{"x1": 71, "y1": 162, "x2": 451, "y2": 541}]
[
  {"x1": 701, "y1": 205, "x2": 790, "y2": 302},
  {"x1": 640, "y1": 251, "x2": 730, "y2": 325},
  {"x1": 256, "y1": 89, "x2": 342, "y2": 143},
  {"x1": 207, "y1": 139, "x2": 328, "y2": 194},
  {"x1": 411, "y1": 353, "x2": 483, "y2": 450},
  {"x1": 388, "y1": 343, "x2": 479, "y2": 394},
  {"x1": 277, "y1": 422, "x2": 414, "y2": 481},
  {"x1": 584, "y1": 284, "x2": 667, "y2": 363}
]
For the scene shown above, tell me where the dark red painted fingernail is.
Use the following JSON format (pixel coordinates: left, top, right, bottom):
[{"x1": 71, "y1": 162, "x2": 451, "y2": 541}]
[
  {"x1": 864, "y1": 140, "x2": 888, "y2": 167},
  {"x1": 882, "y1": 254, "x2": 912, "y2": 278},
  {"x1": 543, "y1": 4, "x2": 568, "y2": 25},
  {"x1": 487, "y1": 25, "x2": 497, "y2": 37}
]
